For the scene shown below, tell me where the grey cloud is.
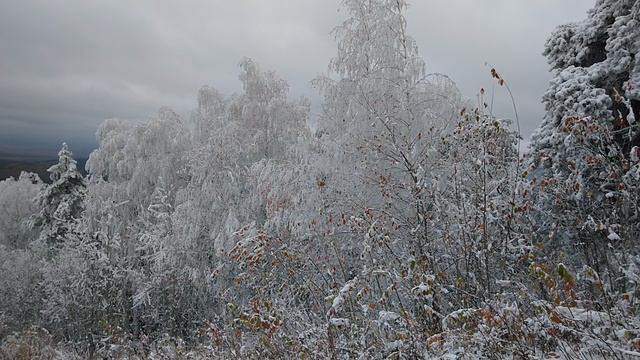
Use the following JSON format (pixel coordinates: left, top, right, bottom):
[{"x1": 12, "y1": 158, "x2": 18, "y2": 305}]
[
  {"x1": 0, "y1": 0, "x2": 591, "y2": 158},
  {"x1": 406, "y1": 0, "x2": 593, "y2": 136}
]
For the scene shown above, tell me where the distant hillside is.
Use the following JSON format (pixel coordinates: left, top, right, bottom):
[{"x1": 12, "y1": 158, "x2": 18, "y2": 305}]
[{"x1": 0, "y1": 158, "x2": 88, "y2": 183}]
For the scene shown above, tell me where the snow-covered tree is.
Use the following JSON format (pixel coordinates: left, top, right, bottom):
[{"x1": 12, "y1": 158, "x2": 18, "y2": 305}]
[
  {"x1": 31, "y1": 143, "x2": 86, "y2": 245},
  {"x1": 173, "y1": 58, "x2": 309, "y2": 257},
  {"x1": 291, "y1": 1, "x2": 522, "y2": 356},
  {"x1": 528, "y1": 0, "x2": 640, "y2": 286}
]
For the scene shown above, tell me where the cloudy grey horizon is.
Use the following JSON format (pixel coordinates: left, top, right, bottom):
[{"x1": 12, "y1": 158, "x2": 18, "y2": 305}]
[{"x1": 0, "y1": 0, "x2": 593, "y2": 159}]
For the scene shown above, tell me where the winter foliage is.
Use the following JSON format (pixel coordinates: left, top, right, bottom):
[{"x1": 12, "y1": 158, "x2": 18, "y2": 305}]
[{"x1": 2, "y1": 0, "x2": 640, "y2": 358}]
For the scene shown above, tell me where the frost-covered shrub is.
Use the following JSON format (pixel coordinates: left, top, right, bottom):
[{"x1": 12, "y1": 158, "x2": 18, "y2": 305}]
[
  {"x1": 0, "y1": 246, "x2": 43, "y2": 339},
  {"x1": 0, "y1": 327, "x2": 61, "y2": 360},
  {"x1": 0, "y1": 172, "x2": 41, "y2": 249},
  {"x1": 428, "y1": 264, "x2": 640, "y2": 359}
]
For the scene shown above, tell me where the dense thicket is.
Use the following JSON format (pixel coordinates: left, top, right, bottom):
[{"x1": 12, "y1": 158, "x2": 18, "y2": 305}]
[{"x1": 1, "y1": 0, "x2": 640, "y2": 358}]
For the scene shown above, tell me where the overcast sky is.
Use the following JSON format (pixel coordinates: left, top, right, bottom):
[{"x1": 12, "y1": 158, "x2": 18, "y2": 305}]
[{"x1": 0, "y1": 0, "x2": 594, "y2": 158}]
